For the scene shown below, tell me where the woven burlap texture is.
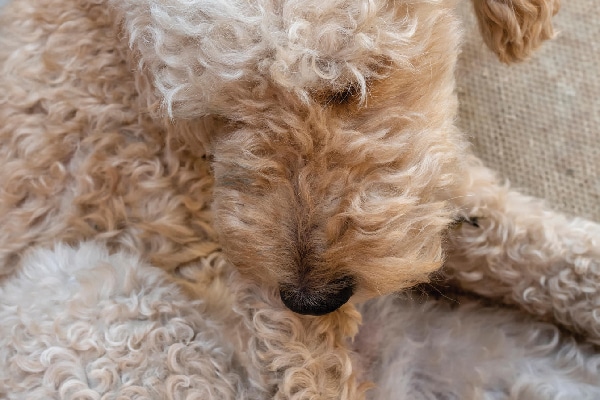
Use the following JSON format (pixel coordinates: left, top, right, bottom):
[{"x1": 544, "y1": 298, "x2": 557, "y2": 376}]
[{"x1": 456, "y1": 0, "x2": 600, "y2": 222}]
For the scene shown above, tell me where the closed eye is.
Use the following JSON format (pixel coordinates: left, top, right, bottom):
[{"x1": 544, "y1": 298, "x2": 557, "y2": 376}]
[
  {"x1": 449, "y1": 216, "x2": 480, "y2": 229},
  {"x1": 326, "y1": 85, "x2": 359, "y2": 106}
]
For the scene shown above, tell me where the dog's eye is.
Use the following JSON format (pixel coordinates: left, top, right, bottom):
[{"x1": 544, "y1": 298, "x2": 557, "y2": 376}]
[
  {"x1": 449, "y1": 216, "x2": 480, "y2": 229},
  {"x1": 327, "y1": 85, "x2": 359, "y2": 106}
]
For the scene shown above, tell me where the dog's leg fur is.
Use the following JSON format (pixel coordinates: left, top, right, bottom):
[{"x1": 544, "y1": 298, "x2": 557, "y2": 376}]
[
  {"x1": 445, "y1": 153, "x2": 600, "y2": 344},
  {"x1": 446, "y1": 0, "x2": 599, "y2": 345}
]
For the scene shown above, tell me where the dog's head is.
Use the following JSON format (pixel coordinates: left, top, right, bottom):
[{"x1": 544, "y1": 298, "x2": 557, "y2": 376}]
[{"x1": 114, "y1": 0, "x2": 558, "y2": 315}]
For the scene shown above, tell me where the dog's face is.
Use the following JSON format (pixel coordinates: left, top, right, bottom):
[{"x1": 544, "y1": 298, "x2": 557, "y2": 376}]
[
  {"x1": 118, "y1": 0, "x2": 464, "y2": 315},
  {"x1": 208, "y1": 1, "x2": 466, "y2": 315}
]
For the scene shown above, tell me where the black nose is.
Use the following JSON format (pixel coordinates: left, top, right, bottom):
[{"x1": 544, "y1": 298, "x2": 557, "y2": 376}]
[{"x1": 279, "y1": 276, "x2": 355, "y2": 316}]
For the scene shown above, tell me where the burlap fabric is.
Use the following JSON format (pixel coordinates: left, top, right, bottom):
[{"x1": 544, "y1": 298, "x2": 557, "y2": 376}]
[{"x1": 457, "y1": 0, "x2": 599, "y2": 222}]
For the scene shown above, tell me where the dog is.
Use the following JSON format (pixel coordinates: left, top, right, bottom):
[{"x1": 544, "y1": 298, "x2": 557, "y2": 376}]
[
  {"x1": 2, "y1": 0, "x2": 599, "y2": 329},
  {"x1": 108, "y1": 0, "x2": 600, "y2": 333},
  {"x1": 2, "y1": 241, "x2": 600, "y2": 399},
  {"x1": 2, "y1": 0, "x2": 600, "y2": 398}
]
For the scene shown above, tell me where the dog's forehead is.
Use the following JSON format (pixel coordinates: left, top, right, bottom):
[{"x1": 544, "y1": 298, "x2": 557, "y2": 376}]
[
  {"x1": 117, "y1": 0, "x2": 443, "y2": 117},
  {"x1": 255, "y1": 0, "x2": 418, "y2": 89}
]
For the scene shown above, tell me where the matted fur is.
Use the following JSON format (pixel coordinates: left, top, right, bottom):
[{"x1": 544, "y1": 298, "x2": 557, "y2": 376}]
[
  {"x1": 1, "y1": 0, "x2": 600, "y2": 397},
  {"x1": 0, "y1": 0, "x2": 218, "y2": 276}
]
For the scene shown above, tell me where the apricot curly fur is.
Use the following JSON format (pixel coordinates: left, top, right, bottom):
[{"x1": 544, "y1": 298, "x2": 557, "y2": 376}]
[
  {"x1": 1, "y1": 0, "x2": 599, "y2": 398},
  {"x1": 472, "y1": 0, "x2": 560, "y2": 63}
]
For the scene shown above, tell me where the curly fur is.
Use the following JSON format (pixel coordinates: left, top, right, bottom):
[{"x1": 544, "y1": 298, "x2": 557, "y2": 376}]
[
  {"x1": 472, "y1": 0, "x2": 560, "y2": 63},
  {"x1": 0, "y1": 242, "x2": 255, "y2": 399},
  {"x1": 113, "y1": 0, "x2": 467, "y2": 300},
  {"x1": 0, "y1": 242, "x2": 370, "y2": 399},
  {"x1": 2, "y1": 242, "x2": 599, "y2": 399},
  {"x1": 114, "y1": 0, "x2": 425, "y2": 116},
  {"x1": 445, "y1": 155, "x2": 600, "y2": 345},
  {"x1": 1, "y1": 0, "x2": 598, "y2": 397},
  {"x1": 358, "y1": 295, "x2": 600, "y2": 399}
]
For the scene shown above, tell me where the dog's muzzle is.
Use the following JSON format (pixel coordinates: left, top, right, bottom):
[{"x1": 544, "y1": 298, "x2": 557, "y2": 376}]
[{"x1": 279, "y1": 276, "x2": 355, "y2": 316}]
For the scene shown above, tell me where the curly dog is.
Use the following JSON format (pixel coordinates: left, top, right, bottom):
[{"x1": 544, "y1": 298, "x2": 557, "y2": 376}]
[{"x1": 1, "y1": 0, "x2": 599, "y2": 397}]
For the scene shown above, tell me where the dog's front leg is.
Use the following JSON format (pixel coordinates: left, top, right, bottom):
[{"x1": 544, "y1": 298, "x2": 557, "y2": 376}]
[{"x1": 444, "y1": 153, "x2": 600, "y2": 344}]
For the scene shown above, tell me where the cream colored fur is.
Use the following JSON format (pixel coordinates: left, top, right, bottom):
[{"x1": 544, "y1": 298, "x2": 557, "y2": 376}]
[
  {"x1": 0, "y1": 0, "x2": 598, "y2": 398},
  {"x1": 2, "y1": 242, "x2": 600, "y2": 399},
  {"x1": 0, "y1": 243, "x2": 254, "y2": 399}
]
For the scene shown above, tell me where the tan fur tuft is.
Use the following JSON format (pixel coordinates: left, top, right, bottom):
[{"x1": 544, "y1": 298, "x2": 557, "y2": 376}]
[{"x1": 472, "y1": 0, "x2": 560, "y2": 63}]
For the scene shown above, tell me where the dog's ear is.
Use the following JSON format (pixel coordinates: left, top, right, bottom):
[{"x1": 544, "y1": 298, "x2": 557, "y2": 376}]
[{"x1": 472, "y1": 0, "x2": 560, "y2": 63}]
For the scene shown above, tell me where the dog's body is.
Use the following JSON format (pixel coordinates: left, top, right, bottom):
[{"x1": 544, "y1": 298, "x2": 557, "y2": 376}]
[
  {"x1": 1, "y1": 0, "x2": 600, "y2": 398},
  {"x1": 3, "y1": 241, "x2": 600, "y2": 399}
]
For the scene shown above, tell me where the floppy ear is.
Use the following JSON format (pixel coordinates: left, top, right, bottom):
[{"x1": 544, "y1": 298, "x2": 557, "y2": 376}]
[{"x1": 472, "y1": 0, "x2": 560, "y2": 63}]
